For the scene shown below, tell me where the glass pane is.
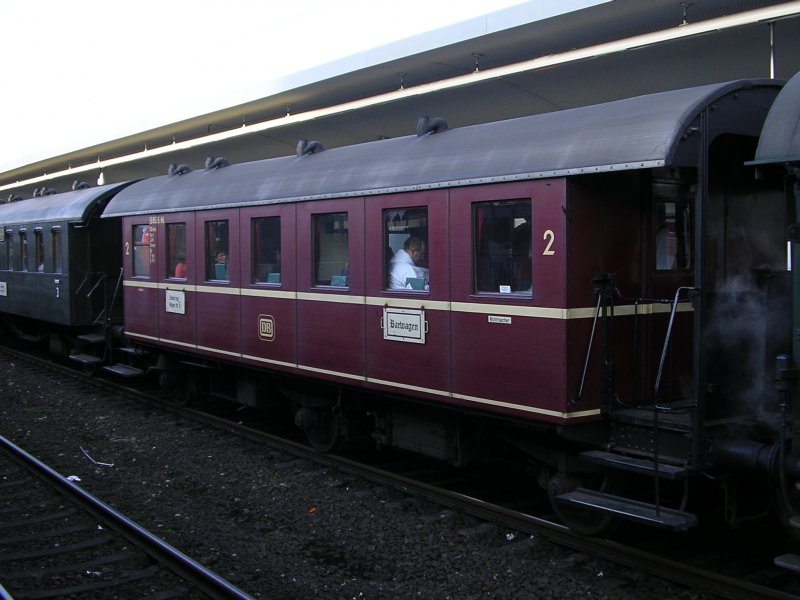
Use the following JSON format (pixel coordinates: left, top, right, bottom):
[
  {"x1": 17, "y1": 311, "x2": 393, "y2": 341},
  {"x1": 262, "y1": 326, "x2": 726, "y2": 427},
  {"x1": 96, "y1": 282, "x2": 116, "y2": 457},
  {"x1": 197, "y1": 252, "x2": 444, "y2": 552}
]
[
  {"x1": 133, "y1": 224, "x2": 152, "y2": 277},
  {"x1": 166, "y1": 223, "x2": 187, "y2": 279},
  {"x1": 384, "y1": 207, "x2": 429, "y2": 290},
  {"x1": 5, "y1": 231, "x2": 13, "y2": 271},
  {"x1": 35, "y1": 231, "x2": 44, "y2": 272},
  {"x1": 19, "y1": 232, "x2": 27, "y2": 271},
  {"x1": 52, "y1": 230, "x2": 62, "y2": 274},
  {"x1": 313, "y1": 213, "x2": 348, "y2": 286},
  {"x1": 0, "y1": 230, "x2": 8, "y2": 271},
  {"x1": 205, "y1": 220, "x2": 229, "y2": 281},
  {"x1": 655, "y1": 201, "x2": 691, "y2": 270},
  {"x1": 252, "y1": 217, "x2": 281, "y2": 283},
  {"x1": 473, "y1": 199, "x2": 532, "y2": 294}
]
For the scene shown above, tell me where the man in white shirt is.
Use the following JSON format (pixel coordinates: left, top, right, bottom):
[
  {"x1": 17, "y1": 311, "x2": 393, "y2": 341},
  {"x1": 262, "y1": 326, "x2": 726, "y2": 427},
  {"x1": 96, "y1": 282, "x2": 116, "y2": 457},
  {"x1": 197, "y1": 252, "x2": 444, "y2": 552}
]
[{"x1": 389, "y1": 236, "x2": 427, "y2": 289}]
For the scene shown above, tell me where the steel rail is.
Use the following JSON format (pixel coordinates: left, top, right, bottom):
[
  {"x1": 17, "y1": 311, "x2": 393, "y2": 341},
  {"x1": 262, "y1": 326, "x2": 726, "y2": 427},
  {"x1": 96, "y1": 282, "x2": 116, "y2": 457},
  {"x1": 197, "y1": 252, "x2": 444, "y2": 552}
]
[{"x1": 0, "y1": 432, "x2": 254, "y2": 600}]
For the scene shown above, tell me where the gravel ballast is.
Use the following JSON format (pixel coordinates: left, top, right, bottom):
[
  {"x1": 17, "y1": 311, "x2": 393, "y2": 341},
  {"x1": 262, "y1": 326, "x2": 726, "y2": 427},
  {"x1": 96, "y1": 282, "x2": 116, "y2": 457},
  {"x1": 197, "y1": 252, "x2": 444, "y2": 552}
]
[{"x1": 0, "y1": 355, "x2": 713, "y2": 599}]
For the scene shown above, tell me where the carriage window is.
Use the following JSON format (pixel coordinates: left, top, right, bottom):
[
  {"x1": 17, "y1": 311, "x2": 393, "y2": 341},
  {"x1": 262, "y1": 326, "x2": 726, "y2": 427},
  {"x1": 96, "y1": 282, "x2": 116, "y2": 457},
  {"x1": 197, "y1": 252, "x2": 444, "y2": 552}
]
[
  {"x1": 19, "y1": 231, "x2": 28, "y2": 272},
  {"x1": 52, "y1": 228, "x2": 62, "y2": 274},
  {"x1": 655, "y1": 201, "x2": 691, "y2": 270},
  {"x1": 252, "y1": 217, "x2": 281, "y2": 284},
  {"x1": 132, "y1": 224, "x2": 153, "y2": 277},
  {"x1": 166, "y1": 223, "x2": 187, "y2": 279},
  {"x1": 655, "y1": 202, "x2": 691, "y2": 271},
  {"x1": 7, "y1": 230, "x2": 15, "y2": 271},
  {"x1": 35, "y1": 230, "x2": 44, "y2": 272},
  {"x1": 205, "y1": 220, "x2": 229, "y2": 281},
  {"x1": 0, "y1": 229, "x2": 8, "y2": 270},
  {"x1": 313, "y1": 212, "x2": 348, "y2": 286},
  {"x1": 384, "y1": 207, "x2": 429, "y2": 290},
  {"x1": 473, "y1": 199, "x2": 532, "y2": 294}
]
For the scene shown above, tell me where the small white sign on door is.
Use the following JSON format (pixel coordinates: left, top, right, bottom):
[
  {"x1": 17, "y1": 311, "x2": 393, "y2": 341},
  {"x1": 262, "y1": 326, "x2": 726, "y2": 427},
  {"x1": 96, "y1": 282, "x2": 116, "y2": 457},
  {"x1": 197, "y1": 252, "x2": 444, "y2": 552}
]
[
  {"x1": 383, "y1": 307, "x2": 426, "y2": 344},
  {"x1": 165, "y1": 289, "x2": 185, "y2": 314}
]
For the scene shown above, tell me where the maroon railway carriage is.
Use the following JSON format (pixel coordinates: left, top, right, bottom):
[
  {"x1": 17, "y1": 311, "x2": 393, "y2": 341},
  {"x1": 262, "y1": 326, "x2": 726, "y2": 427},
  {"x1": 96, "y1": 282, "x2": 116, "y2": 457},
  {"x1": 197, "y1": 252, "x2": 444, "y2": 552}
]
[{"x1": 102, "y1": 78, "x2": 790, "y2": 531}]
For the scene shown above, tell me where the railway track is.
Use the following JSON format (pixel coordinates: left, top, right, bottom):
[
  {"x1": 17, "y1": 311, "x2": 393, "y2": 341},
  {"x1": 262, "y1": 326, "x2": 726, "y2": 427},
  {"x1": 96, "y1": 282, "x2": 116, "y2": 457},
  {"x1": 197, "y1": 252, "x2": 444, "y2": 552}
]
[
  {"x1": 3, "y1": 344, "x2": 800, "y2": 599},
  {"x1": 0, "y1": 432, "x2": 253, "y2": 599}
]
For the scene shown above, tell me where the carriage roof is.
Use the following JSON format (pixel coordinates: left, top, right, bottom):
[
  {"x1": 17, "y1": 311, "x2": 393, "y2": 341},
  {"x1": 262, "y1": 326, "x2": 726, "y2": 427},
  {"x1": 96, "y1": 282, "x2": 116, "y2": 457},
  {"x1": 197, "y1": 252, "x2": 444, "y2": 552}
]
[{"x1": 102, "y1": 78, "x2": 781, "y2": 217}]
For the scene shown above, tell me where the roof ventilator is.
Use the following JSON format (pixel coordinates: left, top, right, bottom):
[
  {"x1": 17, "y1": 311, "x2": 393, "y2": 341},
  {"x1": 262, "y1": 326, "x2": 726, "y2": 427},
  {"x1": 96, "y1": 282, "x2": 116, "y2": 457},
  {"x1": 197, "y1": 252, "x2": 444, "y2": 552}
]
[
  {"x1": 205, "y1": 156, "x2": 229, "y2": 170},
  {"x1": 296, "y1": 139, "x2": 324, "y2": 157},
  {"x1": 72, "y1": 181, "x2": 90, "y2": 190},
  {"x1": 416, "y1": 116, "x2": 448, "y2": 137},
  {"x1": 168, "y1": 163, "x2": 192, "y2": 176}
]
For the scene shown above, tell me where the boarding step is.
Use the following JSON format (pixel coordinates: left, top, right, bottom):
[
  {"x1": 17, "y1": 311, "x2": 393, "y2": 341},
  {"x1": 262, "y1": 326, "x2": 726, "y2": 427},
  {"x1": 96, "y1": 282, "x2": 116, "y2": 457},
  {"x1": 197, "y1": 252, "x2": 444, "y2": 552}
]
[
  {"x1": 69, "y1": 353, "x2": 103, "y2": 366},
  {"x1": 76, "y1": 333, "x2": 106, "y2": 345},
  {"x1": 119, "y1": 346, "x2": 149, "y2": 357},
  {"x1": 555, "y1": 488, "x2": 697, "y2": 530},
  {"x1": 103, "y1": 364, "x2": 145, "y2": 378},
  {"x1": 612, "y1": 406, "x2": 694, "y2": 432},
  {"x1": 775, "y1": 554, "x2": 800, "y2": 573},
  {"x1": 581, "y1": 450, "x2": 689, "y2": 480}
]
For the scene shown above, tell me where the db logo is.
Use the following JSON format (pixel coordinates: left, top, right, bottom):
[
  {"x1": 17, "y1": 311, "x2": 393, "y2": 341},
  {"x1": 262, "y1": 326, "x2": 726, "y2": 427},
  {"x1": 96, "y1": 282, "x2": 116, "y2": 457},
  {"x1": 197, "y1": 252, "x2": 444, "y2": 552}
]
[{"x1": 258, "y1": 315, "x2": 275, "y2": 341}]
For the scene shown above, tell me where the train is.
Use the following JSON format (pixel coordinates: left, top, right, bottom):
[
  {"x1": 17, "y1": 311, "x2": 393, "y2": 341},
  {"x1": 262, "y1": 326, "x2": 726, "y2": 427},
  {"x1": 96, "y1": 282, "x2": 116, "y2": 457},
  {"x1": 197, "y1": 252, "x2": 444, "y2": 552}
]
[{"x1": 2, "y1": 70, "x2": 800, "y2": 550}]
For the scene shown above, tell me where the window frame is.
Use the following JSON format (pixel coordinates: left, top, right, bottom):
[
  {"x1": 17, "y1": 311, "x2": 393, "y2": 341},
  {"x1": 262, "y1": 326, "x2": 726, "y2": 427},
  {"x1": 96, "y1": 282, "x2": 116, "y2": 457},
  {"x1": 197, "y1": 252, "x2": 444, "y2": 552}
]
[
  {"x1": 312, "y1": 212, "x2": 349, "y2": 288},
  {"x1": 166, "y1": 222, "x2": 188, "y2": 280},
  {"x1": 204, "y1": 219, "x2": 230, "y2": 282},
  {"x1": 251, "y1": 216, "x2": 282, "y2": 285},
  {"x1": 383, "y1": 206, "x2": 429, "y2": 292},
  {"x1": 34, "y1": 228, "x2": 44, "y2": 272},
  {"x1": 654, "y1": 199, "x2": 692, "y2": 272},
  {"x1": 132, "y1": 223, "x2": 153, "y2": 278},
  {"x1": 472, "y1": 198, "x2": 533, "y2": 296},
  {"x1": 0, "y1": 228, "x2": 9, "y2": 271},
  {"x1": 18, "y1": 230, "x2": 28, "y2": 272},
  {"x1": 51, "y1": 227, "x2": 62, "y2": 274}
]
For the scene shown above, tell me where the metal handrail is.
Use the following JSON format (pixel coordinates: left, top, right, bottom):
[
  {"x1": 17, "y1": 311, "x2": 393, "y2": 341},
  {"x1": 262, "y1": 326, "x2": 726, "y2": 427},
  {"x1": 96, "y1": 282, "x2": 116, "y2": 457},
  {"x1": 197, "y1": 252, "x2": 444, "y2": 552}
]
[
  {"x1": 651, "y1": 285, "x2": 697, "y2": 515},
  {"x1": 654, "y1": 286, "x2": 696, "y2": 406}
]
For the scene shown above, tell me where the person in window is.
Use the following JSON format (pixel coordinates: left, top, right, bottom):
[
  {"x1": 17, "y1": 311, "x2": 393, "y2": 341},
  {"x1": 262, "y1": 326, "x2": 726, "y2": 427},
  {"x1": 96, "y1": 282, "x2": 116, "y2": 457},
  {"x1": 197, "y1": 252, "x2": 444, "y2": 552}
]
[
  {"x1": 174, "y1": 256, "x2": 187, "y2": 278},
  {"x1": 389, "y1": 236, "x2": 427, "y2": 290},
  {"x1": 214, "y1": 249, "x2": 228, "y2": 280}
]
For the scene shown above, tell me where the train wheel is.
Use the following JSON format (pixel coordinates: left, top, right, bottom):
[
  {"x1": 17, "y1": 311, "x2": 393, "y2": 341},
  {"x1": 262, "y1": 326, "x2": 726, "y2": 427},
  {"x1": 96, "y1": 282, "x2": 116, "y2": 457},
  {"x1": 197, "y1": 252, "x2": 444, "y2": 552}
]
[
  {"x1": 173, "y1": 372, "x2": 203, "y2": 407},
  {"x1": 547, "y1": 472, "x2": 616, "y2": 536},
  {"x1": 295, "y1": 405, "x2": 343, "y2": 453}
]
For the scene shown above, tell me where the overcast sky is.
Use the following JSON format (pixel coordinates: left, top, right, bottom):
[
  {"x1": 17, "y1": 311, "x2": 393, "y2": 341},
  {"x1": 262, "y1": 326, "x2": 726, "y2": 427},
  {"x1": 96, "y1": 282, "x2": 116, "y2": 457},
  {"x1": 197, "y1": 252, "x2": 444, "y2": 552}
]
[{"x1": 0, "y1": 0, "x2": 528, "y2": 172}]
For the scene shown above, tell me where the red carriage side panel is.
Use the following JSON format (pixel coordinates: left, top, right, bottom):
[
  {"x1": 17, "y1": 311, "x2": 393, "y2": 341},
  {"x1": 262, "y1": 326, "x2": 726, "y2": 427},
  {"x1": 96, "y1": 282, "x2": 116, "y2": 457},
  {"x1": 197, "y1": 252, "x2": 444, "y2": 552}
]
[
  {"x1": 239, "y1": 204, "x2": 298, "y2": 370},
  {"x1": 563, "y1": 174, "x2": 658, "y2": 412},
  {"x1": 364, "y1": 190, "x2": 450, "y2": 397},
  {"x1": 295, "y1": 198, "x2": 366, "y2": 383},
  {"x1": 449, "y1": 180, "x2": 575, "y2": 423}
]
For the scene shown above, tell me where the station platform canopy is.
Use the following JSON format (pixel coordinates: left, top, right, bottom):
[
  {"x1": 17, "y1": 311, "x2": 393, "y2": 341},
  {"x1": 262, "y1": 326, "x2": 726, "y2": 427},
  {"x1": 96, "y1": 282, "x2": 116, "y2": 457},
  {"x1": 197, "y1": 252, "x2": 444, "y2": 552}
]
[{"x1": 2, "y1": 0, "x2": 800, "y2": 198}]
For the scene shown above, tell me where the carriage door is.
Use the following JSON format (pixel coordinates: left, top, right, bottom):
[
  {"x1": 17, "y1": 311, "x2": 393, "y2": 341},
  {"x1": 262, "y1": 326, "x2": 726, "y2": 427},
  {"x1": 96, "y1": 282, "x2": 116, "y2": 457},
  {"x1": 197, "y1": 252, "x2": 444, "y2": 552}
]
[
  {"x1": 193, "y1": 209, "x2": 242, "y2": 356},
  {"x1": 122, "y1": 217, "x2": 159, "y2": 341},
  {"x1": 158, "y1": 213, "x2": 196, "y2": 349},
  {"x1": 295, "y1": 197, "x2": 365, "y2": 381},
  {"x1": 647, "y1": 177, "x2": 695, "y2": 408},
  {"x1": 240, "y1": 203, "x2": 297, "y2": 367},
  {"x1": 365, "y1": 190, "x2": 450, "y2": 398}
]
